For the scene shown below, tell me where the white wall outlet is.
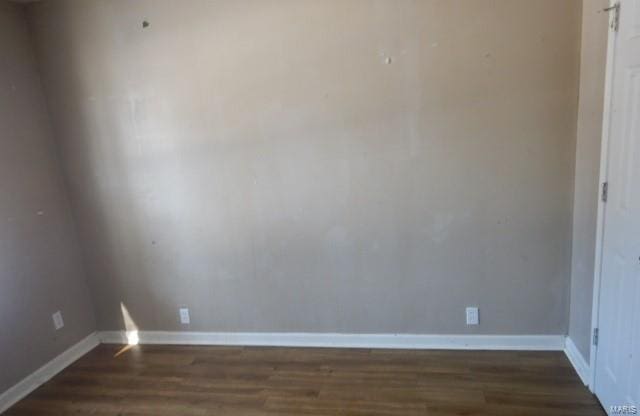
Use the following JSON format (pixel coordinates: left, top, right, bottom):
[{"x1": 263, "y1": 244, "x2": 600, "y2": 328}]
[
  {"x1": 179, "y1": 307, "x2": 190, "y2": 324},
  {"x1": 466, "y1": 307, "x2": 479, "y2": 325},
  {"x1": 52, "y1": 311, "x2": 64, "y2": 330}
]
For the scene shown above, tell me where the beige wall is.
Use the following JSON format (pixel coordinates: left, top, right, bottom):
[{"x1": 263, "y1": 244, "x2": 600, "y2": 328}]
[
  {"x1": 569, "y1": 0, "x2": 610, "y2": 361},
  {"x1": 27, "y1": 0, "x2": 581, "y2": 335},
  {"x1": 0, "y1": 1, "x2": 96, "y2": 394}
]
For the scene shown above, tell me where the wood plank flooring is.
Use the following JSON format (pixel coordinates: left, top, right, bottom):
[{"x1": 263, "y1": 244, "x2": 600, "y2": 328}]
[{"x1": 5, "y1": 344, "x2": 605, "y2": 415}]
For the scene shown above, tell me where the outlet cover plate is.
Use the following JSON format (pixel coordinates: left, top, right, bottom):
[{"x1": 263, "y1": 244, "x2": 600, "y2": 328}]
[
  {"x1": 466, "y1": 307, "x2": 479, "y2": 325},
  {"x1": 52, "y1": 311, "x2": 64, "y2": 330},
  {"x1": 179, "y1": 307, "x2": 190, "y2": 324}
]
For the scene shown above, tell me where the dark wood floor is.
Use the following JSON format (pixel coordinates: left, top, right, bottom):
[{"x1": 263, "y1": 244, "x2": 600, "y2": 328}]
[{"x1": 6, "y1": 344, "x2": 604, "y2": 415}]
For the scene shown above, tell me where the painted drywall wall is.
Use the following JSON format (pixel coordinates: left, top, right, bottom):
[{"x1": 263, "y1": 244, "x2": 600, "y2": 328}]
[
  {"x1": 569, "y1": 0, "x2": 609, "y2": 362},
  {"x1": 0, "y1": 1, "x2": 96, "y2": 394},
  {"x1": 27, "y1": 0, "x2": 581, "y2": 335}
]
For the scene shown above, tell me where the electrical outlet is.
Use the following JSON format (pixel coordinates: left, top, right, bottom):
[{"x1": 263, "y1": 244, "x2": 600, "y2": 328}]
[
  {"x1": 52, "y1": 311, "x2": 64, "y2": 330},
  {"x1": 179, "y1": 307, "x2": 190, "y2": 324},
  {"x1": 466, "y1": 307, "x2": 479, "y2": 325}
]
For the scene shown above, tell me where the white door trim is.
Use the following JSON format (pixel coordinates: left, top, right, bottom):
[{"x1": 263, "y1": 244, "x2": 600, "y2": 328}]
[{"x1": 589, "y1": 0, "x2": 618, "y2": 392}]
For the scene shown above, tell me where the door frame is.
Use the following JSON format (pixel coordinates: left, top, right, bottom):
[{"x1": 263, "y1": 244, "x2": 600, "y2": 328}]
[{"x1": 589, "y1": 0, "x2": 619, "y2": 392}]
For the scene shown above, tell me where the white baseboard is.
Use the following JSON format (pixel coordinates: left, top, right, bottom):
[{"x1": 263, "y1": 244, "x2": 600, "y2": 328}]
[
  {"x1": 0, "y1": 332, "x2": 99, "y2": 414},
  {"x1": 564, "y1": 336, "x2": 591, "y2": 386},
  {"x1": 98, "y1": 330, "x2": 565, "y2": 351}
]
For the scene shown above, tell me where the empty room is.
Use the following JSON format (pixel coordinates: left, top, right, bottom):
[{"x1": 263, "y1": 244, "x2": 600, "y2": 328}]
[{"x1": 0, "y1": 0, "x2": 637, "y2": 414}]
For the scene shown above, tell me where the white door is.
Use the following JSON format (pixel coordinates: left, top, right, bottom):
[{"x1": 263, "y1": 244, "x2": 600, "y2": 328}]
[{"x1": 595, "y1": 0, "x2": 640, "y2": 413}]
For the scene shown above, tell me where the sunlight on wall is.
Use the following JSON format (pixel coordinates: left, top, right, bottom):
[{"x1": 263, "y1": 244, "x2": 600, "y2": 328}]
[{"x1": 120, "y1": 302, "x2": 139, "y2": 345}]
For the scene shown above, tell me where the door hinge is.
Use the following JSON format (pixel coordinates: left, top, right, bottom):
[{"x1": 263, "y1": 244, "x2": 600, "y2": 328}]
[
  {"x1": 601, "y1": 182, "x2": 608, "y2": 202},
  {"x1": 603, "y1": 3, "x2": 620, "y2": 32},
  {"x1": 593, "y1": 328, "x2": 599, "y2": 346}
]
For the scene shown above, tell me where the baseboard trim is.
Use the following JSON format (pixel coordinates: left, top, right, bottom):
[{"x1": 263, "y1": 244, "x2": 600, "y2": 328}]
[
  {"x1": 98, "y1": 330, "x2": 565, "y2": 351},
  {"x1": 564, "y1": 336, "x2": 591, "y2": 386},
  {"x1": 0, "y1": 332, "x2": 99, "y2": 414}
]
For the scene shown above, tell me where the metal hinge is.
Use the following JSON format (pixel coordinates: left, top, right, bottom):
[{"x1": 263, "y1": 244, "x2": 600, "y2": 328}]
[
  {"x1": 603, "y1": 3, "x2": 620, "y2": 32},
  {"x1": 602, "y1": 182, "x2": 608, "y2": 202},
  {"x1": 593, "y1": 328, "x2": 599, "y2": 346}
]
